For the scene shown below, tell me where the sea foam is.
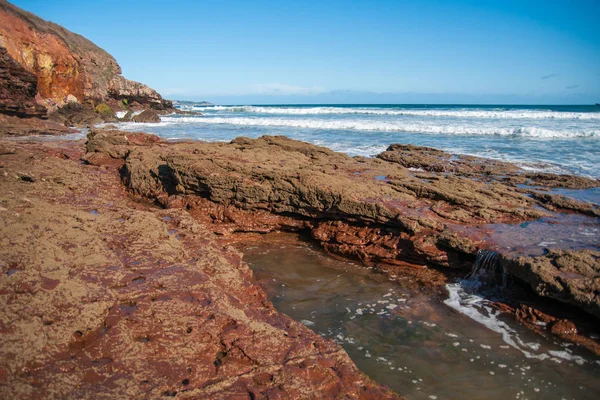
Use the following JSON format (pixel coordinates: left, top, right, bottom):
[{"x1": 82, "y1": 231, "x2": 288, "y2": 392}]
[{"x1": 444, "y1": 283, "x2": 589, "y2": 364}]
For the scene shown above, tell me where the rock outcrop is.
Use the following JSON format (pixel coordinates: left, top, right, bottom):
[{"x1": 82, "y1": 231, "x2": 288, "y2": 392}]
[
  {"x1": 0, "y1": 138, "x2": 399, "y2": 399},
  {"x1": 0, "y1": 46, "x2": 72, "y2": 135},
  {"x1": 133, "y1": 109, "x2": 161, "y2": 123},
  {"x1": 82, "y1": 131, "x2": 600, "y2": 321},
  {"x1": 0, "y1": 0, "x2": 171, "y2": 110},
  {"x1": 108, "y1": 134, "x2": 546, "y2": 266},
  {"x1": 378, "y1": 143, "x2": 599, "y2": 189},
  {"x1": 1, "y1": 129, "x2": 598, "y2": 396},
  {"x1": 0, "y1": 46, "x2": 46, "y2": 117},
  {"x1": 0, "y1": 113, "x2": 72, "y2": 136},
  {"x1": 503, "y1": 250, "x2": 600, "y2": 319}
]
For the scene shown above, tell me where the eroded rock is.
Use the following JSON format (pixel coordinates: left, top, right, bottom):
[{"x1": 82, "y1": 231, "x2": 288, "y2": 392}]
[
  {"x1": 379, "y1": 143, "x2": 599, "y2": 189},
  {"x1": 503, "y1": 250, "x2": 600, "y2": 319}
]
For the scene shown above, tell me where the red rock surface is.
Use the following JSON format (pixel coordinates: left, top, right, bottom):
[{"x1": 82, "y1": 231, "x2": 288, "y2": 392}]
[
  {"x1": 508, "y1": 304, "x2": 600, "y2": 356},
  {"x1": 0, "y1": 139, "x2": 399, "y2": 398},
  {"x1": 0, "y1": 113, "x2": 73, "y2": 136}
]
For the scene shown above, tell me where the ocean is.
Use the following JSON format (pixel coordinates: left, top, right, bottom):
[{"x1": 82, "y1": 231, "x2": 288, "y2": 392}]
[{"x1": 114, "y1": 104, "x2": 600, "y2": 178}]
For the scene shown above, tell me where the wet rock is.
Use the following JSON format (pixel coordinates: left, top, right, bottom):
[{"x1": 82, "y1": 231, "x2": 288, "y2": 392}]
[
  {"x1": 48, "y1": 102, "x2": 102, "y2": 127},
  {"x1": 132, "y1": 109, "x2": 161, "y2": 123},
  {"x1": 49, "y1": 102, "x2": 118, "y2": 128},
  {"x1": 378, "y1": 143, "x2": 522, "y2": 176},
  {"x1": 550, "y1": 319, "x2": 578, "y2": 336},
  {"x1": 119, "y1": 111, "x2": 133, "y2": 122},
  {"x1": 530, "y1": 192, "x2": 600, "y2": 217},
  {"x1": 173, "y1": 109, "x2": 202, "y2": 116},
  {"x1": 521, "y1": 173, "x2": 599, "y2": 190},
  {"x1": 514, "y1": 304, "x2": 555, "y2": 326},
  {"x1": 508, "y1": 302, "x2": 600, "y2": 355},
  {"x1": 114, "y1": 135, "x2": 544, "y2": 266},
  {"x1": 83, "y1": 132, "x2": 600, "y2": 320},
  {"x1": 379, "y1": 143, "x2": 599, "y2": 189}
]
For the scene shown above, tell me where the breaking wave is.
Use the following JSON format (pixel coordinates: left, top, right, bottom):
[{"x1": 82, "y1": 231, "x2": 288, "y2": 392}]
[
  {"x1": 199, "y1": 105, "x2": 600, "y2": 120},
  {"x1": 160, "y1": 116, "x2": 600, "y2": 138}
]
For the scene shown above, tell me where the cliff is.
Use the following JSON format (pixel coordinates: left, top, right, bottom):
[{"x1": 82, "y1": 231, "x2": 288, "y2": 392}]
[
  {"x1": 0, "y1": 46, "x2": 46, "y2": 117},
  {"x1": 0, "y1": 0, "x2": 171, "y2": 110}
]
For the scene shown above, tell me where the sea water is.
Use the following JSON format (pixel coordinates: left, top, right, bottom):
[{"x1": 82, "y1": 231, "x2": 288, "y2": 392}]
[{"x1": 112, "y1": 103, "x2": 600, "y2": 178}]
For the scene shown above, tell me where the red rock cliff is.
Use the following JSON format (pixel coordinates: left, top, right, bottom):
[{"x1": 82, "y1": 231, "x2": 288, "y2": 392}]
[
  {"x1": 0, "y1": 0, "x2": 171, "y2": 110},
  {"x1": 0, "y1": 46, "x2": 46, "y2": 117}
]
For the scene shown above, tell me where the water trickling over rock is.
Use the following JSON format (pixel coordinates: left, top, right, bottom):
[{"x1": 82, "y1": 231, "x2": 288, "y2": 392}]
[{"x1": 465, "y1": 250, "x2": 507, "y2": 293}]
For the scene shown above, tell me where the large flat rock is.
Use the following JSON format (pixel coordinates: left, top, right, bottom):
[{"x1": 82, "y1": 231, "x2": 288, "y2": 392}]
[{"x1": 0, "y1": 139, "x2": 398, "y2": 398}]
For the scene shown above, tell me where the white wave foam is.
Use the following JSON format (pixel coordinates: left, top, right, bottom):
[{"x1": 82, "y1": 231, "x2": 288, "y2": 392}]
[
  {"x1": 316, "y1": 141, "x2": 388, "y2": 157},
  {"x1": 159, "y1": 116, "x2": 600, "y2": 138},
  {"x1": 444, "y1": 283, "x2": 588, "y2": 364},
  {"x1": 204, "y1": 106, "x2": 600, "y2": 120}
]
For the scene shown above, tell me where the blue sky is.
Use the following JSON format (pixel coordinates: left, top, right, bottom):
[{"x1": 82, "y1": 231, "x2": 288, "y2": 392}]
[{"x1": 12, "y1": 0, "x2": 600, "y2": 104}]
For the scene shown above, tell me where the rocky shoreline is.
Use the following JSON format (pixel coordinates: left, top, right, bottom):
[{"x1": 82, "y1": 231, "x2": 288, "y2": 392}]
[
  {"x1": 1, "y1": 133, "x2": 599, "y2": 397},
  {"x1": 1, "y1": 0, "x2": 599, "y2": 397},
  {"x1": 81, "y1": 130, "x2": 600, "y2": 345},
  {"x1": 1, "y1": 130, "x2": 598, "y2": 399}
]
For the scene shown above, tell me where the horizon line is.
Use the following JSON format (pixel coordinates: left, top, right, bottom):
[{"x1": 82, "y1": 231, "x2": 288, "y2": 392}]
[{"x1": 172, "y1": 101, "x2": 600, "y2": 107}]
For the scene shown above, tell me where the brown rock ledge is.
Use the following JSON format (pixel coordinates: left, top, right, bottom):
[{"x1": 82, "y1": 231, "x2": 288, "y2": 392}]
[
  {"x1": 503, "y1": 250, "x2": 600, "y2": 319},
  {"x1": 0, "y1": 139, "x2": 399, "y2": 398}
]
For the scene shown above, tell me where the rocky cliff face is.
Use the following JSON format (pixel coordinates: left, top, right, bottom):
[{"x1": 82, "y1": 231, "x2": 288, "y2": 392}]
[
  {"x1": 0, "y1": 0, "x2": 171, "y2": 110},
  {"x1": 0, "y1": 46, "x2": 46, "y2": 117}
]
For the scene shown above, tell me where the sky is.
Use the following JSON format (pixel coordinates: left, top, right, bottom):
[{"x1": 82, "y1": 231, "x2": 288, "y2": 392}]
[{"x1": 11, "y1": 0, "x2": 600, "y2": 104}]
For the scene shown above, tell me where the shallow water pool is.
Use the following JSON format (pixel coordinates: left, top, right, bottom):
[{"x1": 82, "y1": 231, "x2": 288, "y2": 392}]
[{"x1": 239, "y1": 235, "x2": 600, "y2": 400}]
